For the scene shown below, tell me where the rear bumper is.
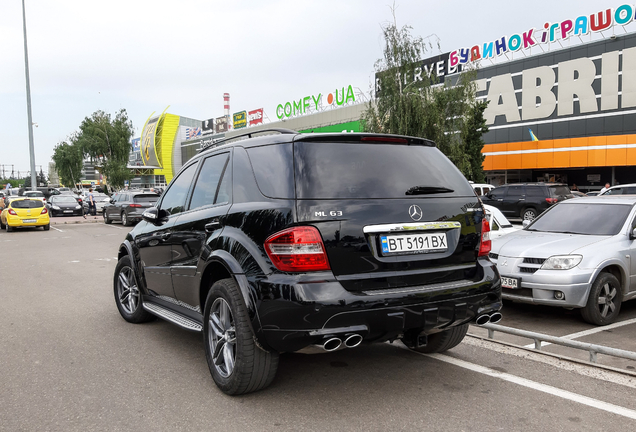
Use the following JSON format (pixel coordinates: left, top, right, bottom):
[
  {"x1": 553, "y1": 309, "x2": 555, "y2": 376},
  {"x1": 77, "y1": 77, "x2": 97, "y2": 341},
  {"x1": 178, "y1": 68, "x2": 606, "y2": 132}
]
[
  {"x1": 256, "y1": 259, "x2": 501, "y2": 352},
  {"x1": 7, "y1": 214, "x2": 50, "y2": 227}
]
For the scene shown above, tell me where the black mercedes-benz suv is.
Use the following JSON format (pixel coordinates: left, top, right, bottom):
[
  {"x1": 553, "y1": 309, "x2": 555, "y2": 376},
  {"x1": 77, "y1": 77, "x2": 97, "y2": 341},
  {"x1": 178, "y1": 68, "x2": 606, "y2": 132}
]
[{"x1": 113, "y1": 130, "x2": 501, "y2": 395}]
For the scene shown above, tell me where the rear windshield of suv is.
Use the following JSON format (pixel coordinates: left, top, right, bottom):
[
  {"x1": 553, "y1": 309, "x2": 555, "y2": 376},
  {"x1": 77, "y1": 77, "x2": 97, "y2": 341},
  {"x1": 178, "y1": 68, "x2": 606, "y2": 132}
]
[
  {"x1": 12, "y1": 199, "x2": 44, "y2": 209},
  {"x1": 294, "y1": 142, "x2": 474, "y2": 199},
  {"x1": 548, "y1": 185, "x2": 570, "y2": 196},
  {"x1": 133, "y1": 194, "x2": 159, "y2": 203}
]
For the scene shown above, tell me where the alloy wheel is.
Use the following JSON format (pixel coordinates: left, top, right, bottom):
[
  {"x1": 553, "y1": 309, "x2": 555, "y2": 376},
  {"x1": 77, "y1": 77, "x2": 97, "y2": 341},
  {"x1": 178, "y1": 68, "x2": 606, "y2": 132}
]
[
  {"x1": 117, "y1": 266, "x2": 140, "y2": 314},
  {"x1": 597, "y1": 282, "x2": 617, "y2": 318},
  {"x1": 208, "y1": 298, "x2": 236, "y2": 378}
]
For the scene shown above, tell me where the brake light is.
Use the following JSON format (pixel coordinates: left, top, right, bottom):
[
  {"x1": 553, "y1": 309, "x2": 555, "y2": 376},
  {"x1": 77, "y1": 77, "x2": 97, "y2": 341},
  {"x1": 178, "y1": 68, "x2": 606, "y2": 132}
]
[
  {"x1": 129, "y1": 204, "x2": 142, "y2": 208},
  {"x1": 264, "y1": 226, "x2": 331, "y2": 272},
  {"x1": 546, "y1": 197, "x2": 558, "y2": 204},
  {"x1": 478, "y1": 218, "x2": 491, "y2": 257},
  {"x1": 41, "y1": 208, "x2": 48, "y2": 214},
  {"x1": 8, "y1": 209, "x2": 17, "y2": 215},
  {"x1": 360, "y1": 136, "x2": 408, "y2": 143}
]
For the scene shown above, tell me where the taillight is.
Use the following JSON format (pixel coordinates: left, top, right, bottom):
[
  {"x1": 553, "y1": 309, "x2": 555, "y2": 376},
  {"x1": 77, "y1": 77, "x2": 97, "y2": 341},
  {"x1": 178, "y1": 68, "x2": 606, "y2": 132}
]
[
  {"x1": 8, "y1": 209, "x2": 17, "y2": 215},
  {"x1": 478, "y1": 218, "x2": 491, "y2": 257},
  {"x1": 264, "y1": 226, "x2": 331, "y2": 272},
  {"x1": 546, "y1": 197, "x2": 558, "y2": 204},
  {"x1": 41, "y1": 208, "x2": 48, "y2": 214},
  {"x1": 129, "y1": 204, "x2": 142, "y2": 208}
]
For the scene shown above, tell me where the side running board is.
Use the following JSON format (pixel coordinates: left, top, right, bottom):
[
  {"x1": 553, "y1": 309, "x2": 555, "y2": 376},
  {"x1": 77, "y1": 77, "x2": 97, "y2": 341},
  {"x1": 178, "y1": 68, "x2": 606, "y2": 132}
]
[{"x1": 143, "y1": 302, "x2": 202, "y2": 332}]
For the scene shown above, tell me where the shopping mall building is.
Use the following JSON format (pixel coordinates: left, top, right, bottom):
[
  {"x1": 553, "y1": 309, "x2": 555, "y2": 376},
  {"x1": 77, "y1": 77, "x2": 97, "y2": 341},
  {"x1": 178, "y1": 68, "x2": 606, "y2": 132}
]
[{"x1": 133, "y1": 4, "x2": 636, "y2": 193}]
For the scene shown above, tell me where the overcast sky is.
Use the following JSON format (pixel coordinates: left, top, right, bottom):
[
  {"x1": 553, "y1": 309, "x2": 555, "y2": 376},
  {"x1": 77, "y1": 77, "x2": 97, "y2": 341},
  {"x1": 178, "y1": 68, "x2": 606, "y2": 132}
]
[{"x1": 0, "y1": 0, "x2": 622, "y2": 176}]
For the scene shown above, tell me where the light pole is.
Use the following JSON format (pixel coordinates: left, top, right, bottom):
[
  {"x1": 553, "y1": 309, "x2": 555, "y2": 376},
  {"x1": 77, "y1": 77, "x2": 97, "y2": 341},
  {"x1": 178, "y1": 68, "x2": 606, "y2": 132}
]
[{"x1": 22, "y1": 0, "x2": 37, "y2": 191}]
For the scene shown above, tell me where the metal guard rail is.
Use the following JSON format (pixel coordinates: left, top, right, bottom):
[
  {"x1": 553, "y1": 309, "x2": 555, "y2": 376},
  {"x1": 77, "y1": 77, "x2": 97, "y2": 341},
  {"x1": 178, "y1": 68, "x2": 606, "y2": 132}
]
[{"x1": 477, "y1": 323, "x2": 636, "y2": 364}]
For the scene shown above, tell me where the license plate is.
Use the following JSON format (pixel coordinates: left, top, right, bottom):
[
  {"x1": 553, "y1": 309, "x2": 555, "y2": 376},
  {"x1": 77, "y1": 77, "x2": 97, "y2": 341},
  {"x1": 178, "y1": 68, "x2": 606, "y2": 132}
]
[
  {"x1": 64, "y1": 210, "x2": 73, "y2": 213},
  {"x1": 501, "y1": 276, "x2": 520, "y2": 289},
  {"x1": 22, "y1": 219, "x2": 37, "y2": 223},
  {"x1": 381, "y1": 232, "x2": 447, "y2": 255}
]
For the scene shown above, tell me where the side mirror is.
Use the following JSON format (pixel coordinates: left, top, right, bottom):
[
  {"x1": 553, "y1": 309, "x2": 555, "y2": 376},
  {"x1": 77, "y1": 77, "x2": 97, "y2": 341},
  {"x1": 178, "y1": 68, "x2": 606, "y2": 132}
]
[
  {"x1": 522, "y1": 220, "x2": 531, "y2": 228},
  {"x1": 142, "y1": 207, "x2": 169, "y2": 225},
  {"x1": 631, "y1": 227, "x2": 636, "y2": 240}
]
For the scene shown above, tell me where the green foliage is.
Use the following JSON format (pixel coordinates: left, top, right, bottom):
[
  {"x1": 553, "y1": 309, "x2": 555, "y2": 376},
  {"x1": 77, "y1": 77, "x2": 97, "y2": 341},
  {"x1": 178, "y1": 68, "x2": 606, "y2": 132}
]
[
  {"x1": 461, "y1": 101, "x2": 489, "y2": 183},
  {"x1": 362, "y1": 13, "x2": 487, "y2": 181},
  {"x1": 52, "y1": 109, "x2": 134, "y2": 190},
  {"x1": 52, "y1": 140, "x2": 84, "y2": 188}
]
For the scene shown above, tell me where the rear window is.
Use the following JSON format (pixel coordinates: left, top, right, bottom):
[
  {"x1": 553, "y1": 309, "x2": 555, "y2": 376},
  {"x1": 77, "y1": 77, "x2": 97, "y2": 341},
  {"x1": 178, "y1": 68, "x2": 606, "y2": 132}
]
[
  {"x1": 25, "y1": 191, "x2": 44, "y2": 197},
  {"x1": 527, "y1": 203, "x2": 631, "y2": 235},
  {"x1": 294, "y1": 142, "x2": 474, "y2": 199},
  {"x1": 548, "y1": 185, "x2": 571, "y2": 196},
  {"x1": 134, "y1": 194, "x2": 159, "y2": 203},
  {"x1": 12, "y1": 200, "x2": 44, "y2": 209}
]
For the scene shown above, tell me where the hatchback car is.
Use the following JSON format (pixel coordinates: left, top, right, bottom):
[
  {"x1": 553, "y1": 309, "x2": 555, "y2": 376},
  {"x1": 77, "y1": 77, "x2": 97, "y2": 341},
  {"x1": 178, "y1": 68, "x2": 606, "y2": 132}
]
[
  {"x1": 48, "y1": 195, "x2": 83, "y2": 217},
  {"x1": 481, "y1": 182, "x2": 572, "y2": 221},
  {"x1": 112, "y1": 130, "x2": 501, "y2": 395},
  {"x1": 0, "y1": 198, "x2": 50, "y2": 231},
  {"x1": 103, "y1": 191, "x2": 159, "y2": 226},
  {"x1": 490, "y1": 195, "x2": 636, "y2": 325}
]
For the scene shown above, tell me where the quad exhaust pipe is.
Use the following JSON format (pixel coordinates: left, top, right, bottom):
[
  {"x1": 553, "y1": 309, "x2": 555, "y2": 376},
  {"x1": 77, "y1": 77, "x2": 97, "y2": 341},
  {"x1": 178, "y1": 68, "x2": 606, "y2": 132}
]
[
  {"x1": 317, "y1": 334, "x2": 364, "y2": 352},
  {"x1": 475, "y1": 311, "x2": 503, "y2": 325}
]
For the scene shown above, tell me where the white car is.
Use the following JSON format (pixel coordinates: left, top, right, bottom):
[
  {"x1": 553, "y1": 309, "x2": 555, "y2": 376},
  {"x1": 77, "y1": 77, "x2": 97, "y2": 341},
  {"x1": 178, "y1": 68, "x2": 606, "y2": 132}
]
[{"x1": 484, "y1": 204, "x2": 519, "y2": 240}]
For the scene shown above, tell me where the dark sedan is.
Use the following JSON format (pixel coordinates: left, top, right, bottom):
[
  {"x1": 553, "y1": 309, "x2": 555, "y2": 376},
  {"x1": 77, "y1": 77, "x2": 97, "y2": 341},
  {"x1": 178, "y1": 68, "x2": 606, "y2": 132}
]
[{"x1": 47, "y1": 195, "x2": 83, "y2": 217}]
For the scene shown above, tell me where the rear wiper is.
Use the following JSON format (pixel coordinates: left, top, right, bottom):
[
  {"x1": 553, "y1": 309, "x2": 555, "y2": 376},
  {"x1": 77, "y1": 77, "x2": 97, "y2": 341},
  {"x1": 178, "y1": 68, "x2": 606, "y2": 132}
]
[{"x1": 405, "y1": 186, "x2": 454, "y2": 195}]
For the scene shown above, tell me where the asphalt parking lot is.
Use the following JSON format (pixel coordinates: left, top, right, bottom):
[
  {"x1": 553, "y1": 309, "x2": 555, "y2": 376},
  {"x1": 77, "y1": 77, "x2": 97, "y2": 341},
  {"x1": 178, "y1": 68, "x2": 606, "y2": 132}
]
[{"x1": 2, "y1": 221, "x2": 636, "y2": 431}]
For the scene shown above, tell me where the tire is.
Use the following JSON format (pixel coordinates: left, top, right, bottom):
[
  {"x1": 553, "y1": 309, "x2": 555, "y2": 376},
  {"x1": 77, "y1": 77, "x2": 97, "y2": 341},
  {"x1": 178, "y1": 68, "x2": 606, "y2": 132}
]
[
  {"x1": 43, "y1": 224, "x2": 50, "y2": 231},
  {"x1": 522, "y1": 207, "x2": 538, "y2": 221},
  {"x1": 104, "y1": 211, "x2": 112, "y2": 224},
  {"x1": 0, "y1": 219, "x2": 4, "y2": 230},
  {"x1": 122, "y1": 212, "x2": 130, "y2": 226},
  {"x1": 6, "y1": 224, "x2": 13, "y2": 232},
  {"x1": 402, "y1": 324, "x2": 469, "y2": 354},
  {"x1": 581, "y1": 272, "x2": 622, "y2": 325},
  {"x1": 203, "y1": 278, "x2": 279, "y2": 395},
  {"x1": 113, "y1": 255, "x2": 155, "y2": 323}
]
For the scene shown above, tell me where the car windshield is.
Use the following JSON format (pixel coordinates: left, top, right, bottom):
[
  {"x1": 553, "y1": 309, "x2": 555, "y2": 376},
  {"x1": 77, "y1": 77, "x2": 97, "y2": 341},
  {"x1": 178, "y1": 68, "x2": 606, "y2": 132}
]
[
  {"x1": 25, "y1": 192, "x2": 44, "y2": 197},
  {"x1": 548, "y1": 185, "x2": 570, "y2": 196},
  {"x1": 527, "y1": 203, "x2": 632, "y2": 235},
  {"x1": 12, "y1": 199, "x2": 44, "y2": 209},
  {"x1": 54, "y1": 196, "x2": 77, "y2": 203}
]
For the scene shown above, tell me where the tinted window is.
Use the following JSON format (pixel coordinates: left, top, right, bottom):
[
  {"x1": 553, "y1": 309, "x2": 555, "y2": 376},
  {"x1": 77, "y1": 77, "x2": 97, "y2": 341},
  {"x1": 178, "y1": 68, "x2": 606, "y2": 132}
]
[
  {"x1": 474, "y1": 187, "x2": 483, "y2": 196},
  {"x1": 12, "y1": 200, "x2": 44, "y2": 209},
  {"x1": 489, "y1": 187, "x2": 506, "y2": 199},
  {"x1": 526, "y1": 187, "x2": 545, "y2": 197},
  {"x1": 548, "y1": 186, "x2": 571, "y2": 196},
  {"x1": 506, "y1": 186, "x2": 525, "y2": 197},
  {"x1": 246, "y1": 144, "x2": 294, "y2": 199},
  {"x1": 527, "y1": 203, "x2": 632, "y2": 235},
  {"x1": 294, "y1": 142, "x2": 473, "y2": 199},
  {"x1": 133, "y1": 194, "x2": 159, "y2": 203},
  {"x1": 160, "y1": 162, "x2": 198, "y2": 215},
  {"x1": 189, "y1": 153, "x2": 230, "y2": 210}
]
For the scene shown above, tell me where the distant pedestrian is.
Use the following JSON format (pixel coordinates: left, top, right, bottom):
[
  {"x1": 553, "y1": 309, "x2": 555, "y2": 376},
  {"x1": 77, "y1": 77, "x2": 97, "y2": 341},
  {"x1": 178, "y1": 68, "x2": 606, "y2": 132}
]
[
  {"x1": 88, "y1": 188, "x2": 96, "y2": 216},
  {"x1": 600, "y1": 182, "x2": 611, "y2": 194},
  {"x1": 571, "y1": 183, "x2": 579, "y2": 191}
]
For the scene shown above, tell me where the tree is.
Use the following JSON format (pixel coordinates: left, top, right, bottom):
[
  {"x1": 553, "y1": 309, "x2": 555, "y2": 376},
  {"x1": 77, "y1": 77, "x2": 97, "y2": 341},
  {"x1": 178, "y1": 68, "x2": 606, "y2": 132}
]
[
  {"x1": 74, "y1": 109, "x2": 134, "y2": 189},
  {"x1": 362, "y1": 12, "x2": 486, "y2": 179},
  {"x1": 461, "y1": 100, "x2": 489, "y2": 183},
  {"x1": 52, "y1": 140, "x2": 84, "y2": 188}
]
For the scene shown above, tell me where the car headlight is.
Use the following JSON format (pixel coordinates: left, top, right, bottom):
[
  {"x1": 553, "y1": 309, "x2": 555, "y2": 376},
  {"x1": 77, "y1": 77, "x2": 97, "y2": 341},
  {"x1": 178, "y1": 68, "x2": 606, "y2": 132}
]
[
  {"x1": 52, "y1": 205, "x2": 61, "y2": 210},
  {"x1": 541, "y1": 255, "x2": 582, "y2": 270},
  {"x1": 75, "y1": 205, "x2": 81, "y2": 209}
]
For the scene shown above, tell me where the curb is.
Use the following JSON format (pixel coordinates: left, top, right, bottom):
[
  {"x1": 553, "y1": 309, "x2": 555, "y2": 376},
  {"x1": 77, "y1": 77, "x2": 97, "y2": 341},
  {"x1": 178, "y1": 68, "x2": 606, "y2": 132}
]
[{"x1": 50, "y1": 217, "x2": 103, "y2": 226}]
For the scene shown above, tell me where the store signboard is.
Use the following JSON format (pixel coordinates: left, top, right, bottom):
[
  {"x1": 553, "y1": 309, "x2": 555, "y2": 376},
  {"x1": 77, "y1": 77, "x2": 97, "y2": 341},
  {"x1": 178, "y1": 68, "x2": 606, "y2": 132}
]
[
  {"x1": 132, "y1": 138, "x2": 140, "y2": 152},
  {"x1": 233, "y1": 111, "x2": 247, "y2": 129},
  {"x1": 215, "y1": 116, "x2": 228, "y2": 133},
  {"x1": 248, "y1": 108, "x2": 263, "y2": 126},
  {"x1": 141, "y1": 118, "x2": 161, "y2": 167},
  {"x1": 202, "y1": 118, "x2": 215, "y2": 134},
  {"x1": 275, "y1": 84, "x2": 356, "y2": 120}
]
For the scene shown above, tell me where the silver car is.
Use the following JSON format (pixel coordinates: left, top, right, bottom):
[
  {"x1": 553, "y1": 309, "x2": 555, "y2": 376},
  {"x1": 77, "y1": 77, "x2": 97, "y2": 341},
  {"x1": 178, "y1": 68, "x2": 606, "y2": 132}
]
[{"x1": 490, "y1": 196, "x2": 636, "y2": 325}]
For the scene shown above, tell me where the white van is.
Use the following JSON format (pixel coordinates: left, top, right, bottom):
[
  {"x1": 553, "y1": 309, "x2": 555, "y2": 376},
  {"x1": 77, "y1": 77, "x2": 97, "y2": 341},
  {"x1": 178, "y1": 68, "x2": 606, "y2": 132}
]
[{"x1": 471, "y1": 183, "x2": 495, "y2": 196}]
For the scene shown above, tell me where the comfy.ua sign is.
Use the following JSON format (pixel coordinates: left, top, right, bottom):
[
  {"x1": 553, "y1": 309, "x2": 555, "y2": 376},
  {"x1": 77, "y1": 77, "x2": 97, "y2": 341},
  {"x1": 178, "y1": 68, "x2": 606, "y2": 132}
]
[{"x1": 276, "y1": 85, "x2": 356, "y2": 119}]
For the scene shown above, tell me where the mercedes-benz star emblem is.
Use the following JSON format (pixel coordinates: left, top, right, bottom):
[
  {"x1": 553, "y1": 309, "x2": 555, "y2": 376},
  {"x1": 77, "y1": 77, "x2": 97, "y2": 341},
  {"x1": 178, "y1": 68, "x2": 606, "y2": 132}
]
[{"x1": 409, "y1": 205, "x2": 423, "y2": 221}]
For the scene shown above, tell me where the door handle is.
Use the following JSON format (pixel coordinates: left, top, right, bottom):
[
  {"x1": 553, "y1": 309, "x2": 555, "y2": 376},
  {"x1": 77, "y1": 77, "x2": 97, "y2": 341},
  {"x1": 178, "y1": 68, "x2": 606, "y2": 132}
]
[
  {"x1": 156, "y1": 233, "x2": 171, "y2": 240},
  {"x1": 205, "y1": 219, "x2": 222, "y2": 233},
  {"x1": 518, "y1": 199, "x2": 525, "y2": 201}
]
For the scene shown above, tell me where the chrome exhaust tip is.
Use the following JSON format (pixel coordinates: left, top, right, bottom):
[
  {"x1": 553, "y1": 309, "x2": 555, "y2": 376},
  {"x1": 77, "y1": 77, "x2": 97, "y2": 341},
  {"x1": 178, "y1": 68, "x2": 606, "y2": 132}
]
[
  {"x1": 475, "y1": 314, "x2": 491, "y2": 326},
  {"x1": 489, "y1": 312, "x2": 503, "y2": 324},
  {"x1": 344, "y1": 334, "x2": 363, "y2": 348},
  {"x1": 322, "y1": 337, "x2": 342, "y2": 352}
]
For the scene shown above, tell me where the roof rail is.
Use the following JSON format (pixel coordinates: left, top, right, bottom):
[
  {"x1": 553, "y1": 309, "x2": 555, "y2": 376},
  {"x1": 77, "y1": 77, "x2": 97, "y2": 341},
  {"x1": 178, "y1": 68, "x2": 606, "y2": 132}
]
[{"x1": 198, "y1": 128, "x2": 297, "y2": 153}]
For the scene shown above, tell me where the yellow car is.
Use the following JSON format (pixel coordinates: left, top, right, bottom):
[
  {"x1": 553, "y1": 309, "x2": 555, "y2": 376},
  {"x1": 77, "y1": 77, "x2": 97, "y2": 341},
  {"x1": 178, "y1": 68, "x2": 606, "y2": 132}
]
[{"x1": 0, "y1": 197, "x2": 50, "y2": 232}]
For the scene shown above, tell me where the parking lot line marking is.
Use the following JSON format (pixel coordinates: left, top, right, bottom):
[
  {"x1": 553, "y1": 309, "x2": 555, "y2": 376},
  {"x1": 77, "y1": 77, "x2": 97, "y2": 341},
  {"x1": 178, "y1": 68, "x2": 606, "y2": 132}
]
[
  {"x1": 50, "y1": 226, "x2": 64, "y2": 232},
  {"x1": 103, "y1": 224, "x2": 124, "y2": 230},
  {"x1": 424, "y1": 352, "x2": 636, "y2": 420},
  {"x1": 523, "y1": 317, "x2": 636, "y2": 349}
]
